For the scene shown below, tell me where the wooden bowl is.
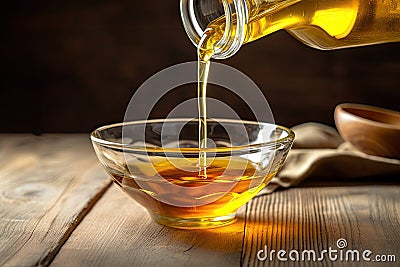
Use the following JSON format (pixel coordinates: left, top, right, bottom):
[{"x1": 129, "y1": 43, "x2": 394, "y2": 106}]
[{"x1": 334, "y1": 103, "x2": 400, "y2": 159}]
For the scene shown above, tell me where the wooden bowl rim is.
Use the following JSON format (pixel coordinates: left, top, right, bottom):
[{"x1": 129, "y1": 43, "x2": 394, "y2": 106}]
[{"x1": 335, "y1": 103, "x2": 400, "y2": 130}]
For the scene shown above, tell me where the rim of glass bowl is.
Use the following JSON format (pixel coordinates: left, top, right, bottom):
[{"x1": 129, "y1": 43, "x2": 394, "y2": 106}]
[{"x1": 90, "y1": 118, "x2": 295, "y2": 153}]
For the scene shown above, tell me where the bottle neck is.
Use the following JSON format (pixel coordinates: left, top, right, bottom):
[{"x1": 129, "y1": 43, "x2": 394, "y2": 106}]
[{"x1": 180, "y1": 0, "x2": 249, "y2": 59}]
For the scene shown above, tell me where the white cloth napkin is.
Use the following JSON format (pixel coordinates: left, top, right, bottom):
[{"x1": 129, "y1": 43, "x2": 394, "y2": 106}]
[{"x1": 259, "y1": 123, "x2": 400, "y2": 195}]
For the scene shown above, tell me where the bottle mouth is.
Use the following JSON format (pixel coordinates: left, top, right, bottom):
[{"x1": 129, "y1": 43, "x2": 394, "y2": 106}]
[{"x1": 180, "y1": 0, "x2": 248, "y2": 59}]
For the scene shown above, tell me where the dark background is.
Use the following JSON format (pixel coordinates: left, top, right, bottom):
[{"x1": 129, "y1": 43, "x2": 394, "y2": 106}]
[{"x1": 1, "y1": 1, "x2": 399, "y2": 133}]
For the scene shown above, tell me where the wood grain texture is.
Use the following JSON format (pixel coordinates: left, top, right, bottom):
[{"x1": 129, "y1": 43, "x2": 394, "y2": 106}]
[
  {"x1": 1, "y1": 135, "x2": 399, "y2": 267},
  {"x1": 51, "y1": 185, "x2": 246, "y2": 267},
  {"x1": 0, "y1": 134, "x2": 111, "y2": 267},
  {"x1": 52, "y1": 182, "x2": 400, "y2": 267},
  {"x1": 242, "y1": 186, "x2": 400, "y2": 267}
]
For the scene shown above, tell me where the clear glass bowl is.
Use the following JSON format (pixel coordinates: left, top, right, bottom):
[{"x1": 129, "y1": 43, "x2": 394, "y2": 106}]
[{"x1": 91, "y1": 118, "x2": 294, "y2": 229}]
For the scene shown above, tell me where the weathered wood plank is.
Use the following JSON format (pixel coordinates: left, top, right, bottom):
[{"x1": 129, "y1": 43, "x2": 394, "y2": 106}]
[
  {"x1": 51, "y1": 185, "x2": 245, "y2": 267},
  {"x1": 0, "y1": 134, "x2": 111, "y2": 267},
  {"x1": 242, "y1": 185, "x2": 400, "y2": 267},
  {"x1": 6, "y1": 134, "x2": 396, "y2": 266}
]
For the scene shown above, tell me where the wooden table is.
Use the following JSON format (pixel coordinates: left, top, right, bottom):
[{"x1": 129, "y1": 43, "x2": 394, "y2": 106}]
[{"x1": 1, "y1": 135, "x2": 399, "y2": 267}]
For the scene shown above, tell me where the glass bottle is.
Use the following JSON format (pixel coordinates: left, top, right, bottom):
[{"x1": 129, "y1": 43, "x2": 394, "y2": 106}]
[{"x1": 181, "y1": 0, "x2": 400, "y2": 59}]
